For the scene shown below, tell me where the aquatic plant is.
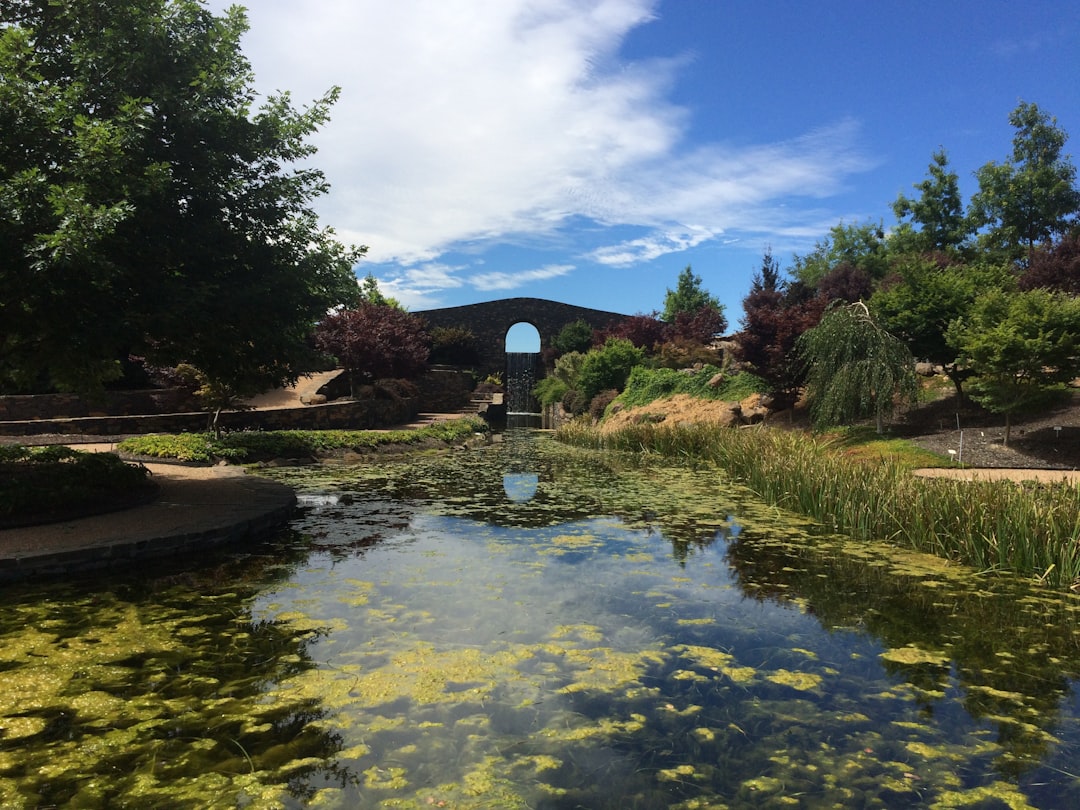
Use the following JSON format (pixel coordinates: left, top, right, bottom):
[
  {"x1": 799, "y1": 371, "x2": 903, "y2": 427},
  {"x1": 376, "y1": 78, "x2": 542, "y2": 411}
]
[{"x1": 557, "y1": 420, "x2": 1080, "y2": 589}]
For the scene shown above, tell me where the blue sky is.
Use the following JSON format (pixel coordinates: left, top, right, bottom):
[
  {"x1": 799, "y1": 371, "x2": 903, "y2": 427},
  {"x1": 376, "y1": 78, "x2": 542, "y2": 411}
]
[{"x1": 215, "y1": 0, "x2": 1079, "y2": 348}]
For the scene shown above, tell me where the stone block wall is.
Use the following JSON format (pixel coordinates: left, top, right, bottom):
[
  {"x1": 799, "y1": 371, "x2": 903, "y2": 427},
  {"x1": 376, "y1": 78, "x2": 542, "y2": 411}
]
[
  {"x1": 0, "y1": 388, "x2": 193, "y2": 421},
  {"x1": 0, "y1": 397, "x2": 418, "y2": 437}
]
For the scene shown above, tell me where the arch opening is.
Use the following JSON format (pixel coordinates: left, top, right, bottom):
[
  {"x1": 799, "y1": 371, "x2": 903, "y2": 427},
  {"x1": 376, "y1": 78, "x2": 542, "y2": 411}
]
[{"x1": 504, "y1": 322, "x2": 542, "y2": 418}]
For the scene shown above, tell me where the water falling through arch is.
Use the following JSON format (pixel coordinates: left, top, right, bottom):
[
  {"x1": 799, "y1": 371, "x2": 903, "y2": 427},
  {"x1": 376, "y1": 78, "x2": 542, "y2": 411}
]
[{"x1": 504, "y1": 322, "x2": 542, "y2": 421}]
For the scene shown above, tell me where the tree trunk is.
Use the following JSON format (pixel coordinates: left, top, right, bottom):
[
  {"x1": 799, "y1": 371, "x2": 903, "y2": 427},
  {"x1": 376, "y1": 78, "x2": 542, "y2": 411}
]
[{"x1": 1003, "y1": 411, "x2": 1012, "y2": 447}]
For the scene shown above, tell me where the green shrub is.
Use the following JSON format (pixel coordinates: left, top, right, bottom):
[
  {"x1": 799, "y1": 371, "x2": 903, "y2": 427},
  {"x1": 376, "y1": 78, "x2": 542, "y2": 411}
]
[
  {"x1": 1, "y1": 447, "x2": 153, "y2": 523},
  {"x1": 551, "y1": 319, "x2": 594, "y2": 355},
  {"x1": 577, "y1": 338, "x2": 644, "y2": 400},
  {"x1": 117, "y1": 418, "x2": 489, "y2": 463},
  {"x1": 534, "y1": 376, "x2": 569, "y2": 407}
]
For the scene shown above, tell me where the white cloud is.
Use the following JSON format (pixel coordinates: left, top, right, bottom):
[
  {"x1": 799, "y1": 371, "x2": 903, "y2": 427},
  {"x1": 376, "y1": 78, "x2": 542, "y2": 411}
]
[
  {"x1": 469, "y1": 264, "x2": 575, "y2": 291},
  {"x1": 216, "y1": 1, "x2": 871, "y2": 285}
]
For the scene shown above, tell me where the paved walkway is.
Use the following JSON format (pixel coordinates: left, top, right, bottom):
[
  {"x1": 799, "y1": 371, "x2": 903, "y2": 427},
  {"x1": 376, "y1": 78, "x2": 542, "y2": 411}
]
[
  {"x1": 0, "y1": 461, "x2": 296, "y2": 582},
  {"x1": 0, "y1": 406, "x2": 474, "y2": 581}
]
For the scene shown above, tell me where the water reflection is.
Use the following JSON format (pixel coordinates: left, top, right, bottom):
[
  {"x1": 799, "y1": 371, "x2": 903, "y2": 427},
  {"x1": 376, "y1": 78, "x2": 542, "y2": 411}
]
[
  {"x1": 502, "y1": 472, "x2": 539, "y2": 502},
  {"x1": 2, "y1": 432, "x2": 1080, "y2": 808}
]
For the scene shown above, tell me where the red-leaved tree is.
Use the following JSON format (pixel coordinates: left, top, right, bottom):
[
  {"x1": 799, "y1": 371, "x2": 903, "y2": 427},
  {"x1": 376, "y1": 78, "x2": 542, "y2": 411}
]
[
  {"x1": 1019, "y1": 234, "x2": 1080, "y2": 294},
  {"x1": 315, "y1": 304, "x2": 429, "y2": 394}
]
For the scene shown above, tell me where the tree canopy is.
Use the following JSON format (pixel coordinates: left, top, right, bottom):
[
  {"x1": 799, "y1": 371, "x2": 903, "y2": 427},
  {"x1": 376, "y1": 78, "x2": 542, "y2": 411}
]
[
  {"x1": 661, "y1": 265, "x2": 725, "y2": 330},
  {"x1": 969, "y1": 101, "x2": 1080, "y2": 264},
  {"x1": 314, "y1": 304, "x2": 429, "y2": 394},
  {"x1": 946, "y1": 289, "x2": 1080, "y2": 444},
  {"x1": 0, "y1": 0, "x2": 361, "y2": 394},
  {"x1": 890, "y1": 149, "x2": 971, "y2": 255}
]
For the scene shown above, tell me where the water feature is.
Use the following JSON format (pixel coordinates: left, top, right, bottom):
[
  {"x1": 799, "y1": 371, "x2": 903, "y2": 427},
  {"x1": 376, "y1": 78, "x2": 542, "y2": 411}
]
[
  {"x1": 504, "y1": 351, "x2": 542, "y2": 417},
  {"x1": 2, "y1": 430, "x2": 1080, "y2": 808}
]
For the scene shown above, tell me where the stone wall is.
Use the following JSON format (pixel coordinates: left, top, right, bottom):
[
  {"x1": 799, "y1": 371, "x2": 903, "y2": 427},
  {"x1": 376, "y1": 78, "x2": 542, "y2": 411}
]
[
  {"x1": 0, "y1": 397, "x2": 418, "y2": 437},
  {"x1": 0, "y1": 388, "x2": 193, "y2": 421},
  {"x1": 416, "y1": 297, "x2": 631, "y2": 378},
  {"x1": 414, "y1": 367, "x2": 475, "y2": 412}
]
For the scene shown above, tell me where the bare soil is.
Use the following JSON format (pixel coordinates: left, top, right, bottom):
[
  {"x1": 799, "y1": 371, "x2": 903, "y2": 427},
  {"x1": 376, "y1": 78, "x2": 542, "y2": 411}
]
[{"x1": 891, "y1": 390, "x2": 1080, "y2": 471}]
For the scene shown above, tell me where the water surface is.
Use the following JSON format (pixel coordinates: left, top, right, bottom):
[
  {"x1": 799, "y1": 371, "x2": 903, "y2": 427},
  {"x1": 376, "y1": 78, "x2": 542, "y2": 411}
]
[{"x1": 2, "y1": 430, "x2": 1079, "y2": 808}]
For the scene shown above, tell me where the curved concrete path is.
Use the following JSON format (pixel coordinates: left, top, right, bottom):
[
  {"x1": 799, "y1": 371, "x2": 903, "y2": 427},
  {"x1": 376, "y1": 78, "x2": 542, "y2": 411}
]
[{"x1": 0, "y1": 460, "x2": 296, "y2": 582}]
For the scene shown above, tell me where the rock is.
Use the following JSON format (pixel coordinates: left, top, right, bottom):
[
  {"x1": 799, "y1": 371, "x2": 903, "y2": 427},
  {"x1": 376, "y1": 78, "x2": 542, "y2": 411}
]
[
  {"x1": 739, "y1": 393, "x2": 772, "y2": 424},
  {"x1": 300, "y1": 393, "x2": 328, "y2": 405},
  {"x1": 707, "y1": 373, "x2": 725, "y2": 388}
]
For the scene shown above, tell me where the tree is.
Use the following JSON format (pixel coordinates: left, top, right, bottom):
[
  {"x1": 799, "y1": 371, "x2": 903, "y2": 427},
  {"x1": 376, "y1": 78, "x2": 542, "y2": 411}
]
[
  {"x1": 1018, "y1": 234, "x2": 1080, "y2": 294},
  {"x1": 661, "y1": 265, "x2": 725, "y2": 329},
  {"x1": 946, "y1": 289, "x2": 1080, "y2": 445},
  {"x1": 595, "y1": 313, "x2": 671, "y2": 353},
  {"x1": 891, "y1": 149, "x2": 971, "y2": 255},
  {"x1": 358, "y1": 273, "x2": 401, "y2": 308},
  {"x1": 736, "y1": 249, "x2": 827, "y2": 403},
  {"x1": 791, "y1": 221, "x2": 890, "y2": 290},
  {"x1": 870, "y1": 256, "x2": 1016, "y2": 400},
  {"x1": 797, "y1": 302, "x2": 917, "y2": 433},
  {"x1": 314, "y1": 304, "x2": 430, "y2": 395},
  {"x1": 551, "y1": 319, "x2": 595, "y2": 355},
  {"x1": 0, "y1": 1, "x2": 361, "y2": 394},
  {"x1": 969, "y1": 101, "x2": 1080, "y2": 265}
]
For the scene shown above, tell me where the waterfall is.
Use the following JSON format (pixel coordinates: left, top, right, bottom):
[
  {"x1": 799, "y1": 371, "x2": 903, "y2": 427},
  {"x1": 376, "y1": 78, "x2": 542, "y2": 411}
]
[{"x1": 505, "y1": 352, "x2": 541, "y2": 415}]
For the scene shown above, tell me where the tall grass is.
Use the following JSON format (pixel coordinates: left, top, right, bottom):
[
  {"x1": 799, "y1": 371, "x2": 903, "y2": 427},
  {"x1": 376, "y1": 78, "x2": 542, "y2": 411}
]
[{"x1": 557, "y1": 421, "x2": 1080, "y2": 590}]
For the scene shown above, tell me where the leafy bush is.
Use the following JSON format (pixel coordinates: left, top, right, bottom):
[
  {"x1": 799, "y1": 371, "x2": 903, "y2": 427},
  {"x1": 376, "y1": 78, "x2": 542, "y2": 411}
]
[
  {"x1": 117, "y1": 418, "x2": 489, "y2": 463},
  {"x1": 534, "y1": 376, "x2": 569, "y2": 407},
  {"x1": 1, "y1": 447, "x2": 154, "y2": 525},
  {"x1": 576, "y1": 338, "x2": 644, "y2": 400},
  {"x1": 551, "y1": 319, "x2": 594, "y2": 355},
  {"x1": 589, "y1": 389, "x2": 619, "y2": 421}
]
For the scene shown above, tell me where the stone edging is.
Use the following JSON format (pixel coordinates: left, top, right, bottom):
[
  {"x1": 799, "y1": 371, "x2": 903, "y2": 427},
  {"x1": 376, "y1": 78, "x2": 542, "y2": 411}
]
[{"x1": 0, "y1": 478, "x2": 297, "y2": 583}]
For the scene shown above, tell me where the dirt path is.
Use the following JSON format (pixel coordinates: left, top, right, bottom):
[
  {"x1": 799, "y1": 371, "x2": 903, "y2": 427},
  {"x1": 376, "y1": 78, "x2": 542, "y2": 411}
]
[{"x1": 912, "y1": 467, "x2": 1080, "y2": 483}]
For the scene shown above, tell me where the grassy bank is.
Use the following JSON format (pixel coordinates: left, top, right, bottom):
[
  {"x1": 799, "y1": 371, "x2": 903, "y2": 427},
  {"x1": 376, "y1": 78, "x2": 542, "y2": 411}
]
[
  {"x1": 557, "y1": 420, "x2": 1080, "y2": 590},
  {"x1": 116, "y1": 416, "x2": 489, "y2": 463}
]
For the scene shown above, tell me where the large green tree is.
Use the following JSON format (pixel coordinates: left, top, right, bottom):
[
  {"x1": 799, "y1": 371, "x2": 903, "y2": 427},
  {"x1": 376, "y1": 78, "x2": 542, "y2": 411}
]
[
  {"x1": 661, "y1": 265, "x2": 725, "y2": 329},
  {"x1": 0, "y1": 0, "x2": 361, "y2": 394},
  {"x1": 969, "y1": 101, "x2": 1080, "y2": 265},
  {"x1": 870, "y1": 257, "x2": 1015, "y2": 400},
  {"x1": 791, "y1": 221, "x2": 890, "y2": 290},
  {"x1": 946, "y1": 288, "x2": 1080, "y2": 445},
  {"x1": 891, "y1": 149, "x2": 971, "y2": 255}
]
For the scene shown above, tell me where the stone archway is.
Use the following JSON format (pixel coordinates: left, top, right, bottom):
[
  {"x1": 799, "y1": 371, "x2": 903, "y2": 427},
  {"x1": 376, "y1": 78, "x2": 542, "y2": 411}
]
[{"x1": 415, "y1": 297, "x2": 632, "y2": 380}]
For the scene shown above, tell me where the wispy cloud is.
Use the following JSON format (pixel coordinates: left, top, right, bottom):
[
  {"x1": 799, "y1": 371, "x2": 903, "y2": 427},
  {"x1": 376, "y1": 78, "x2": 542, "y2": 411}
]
[
  {"x1": 224, "y1": 0, "x2": 871, "y2": 295},
  {"x1": 470, "y1": 264, "x2": 575, "y2": 291}
]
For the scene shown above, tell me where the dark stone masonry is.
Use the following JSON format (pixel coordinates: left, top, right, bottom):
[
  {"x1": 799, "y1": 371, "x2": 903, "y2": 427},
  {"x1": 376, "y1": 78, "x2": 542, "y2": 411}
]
[{"x1": 416, "y1": 297, "x2": 631, "y2": 377}]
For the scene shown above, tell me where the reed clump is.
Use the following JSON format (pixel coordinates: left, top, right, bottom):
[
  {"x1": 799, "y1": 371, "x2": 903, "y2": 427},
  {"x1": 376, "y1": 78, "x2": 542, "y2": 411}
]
[{"x1": 556, "y1": 420, "x2": 1080, "y2": 590}]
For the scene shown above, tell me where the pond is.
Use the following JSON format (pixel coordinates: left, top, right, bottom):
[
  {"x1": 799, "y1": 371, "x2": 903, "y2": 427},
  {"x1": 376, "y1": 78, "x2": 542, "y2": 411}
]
[{"x1": 2, "y1": 430, "x2": 1080, "y2": 808}]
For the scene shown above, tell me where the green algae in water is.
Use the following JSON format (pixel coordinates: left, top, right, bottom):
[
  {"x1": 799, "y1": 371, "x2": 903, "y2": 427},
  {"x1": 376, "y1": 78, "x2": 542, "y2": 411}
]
[{"x1": 4, "y1": 431, "x2": 1080, "y2": 808}]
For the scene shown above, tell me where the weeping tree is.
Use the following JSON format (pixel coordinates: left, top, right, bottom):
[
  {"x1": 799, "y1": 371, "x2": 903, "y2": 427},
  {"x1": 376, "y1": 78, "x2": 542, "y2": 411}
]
[{"x1": 797, "y1": 301, "x2": 917, "y2": 433}]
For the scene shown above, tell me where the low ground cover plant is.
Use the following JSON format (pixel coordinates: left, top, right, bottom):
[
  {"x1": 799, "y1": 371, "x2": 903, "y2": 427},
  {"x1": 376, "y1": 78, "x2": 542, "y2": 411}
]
[
  {"x1": 618, "y1": 366, "x2": 769, "y2": 409},
  {"x1": 116, "y1": 417, "x2": 488, "y2": 463},
  {"x1": 0, "y1": 446, "x2": 154, "y2": 527},
  {"x1": 557, "y1": 419, "x2": 1080, "y2": 590}
]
